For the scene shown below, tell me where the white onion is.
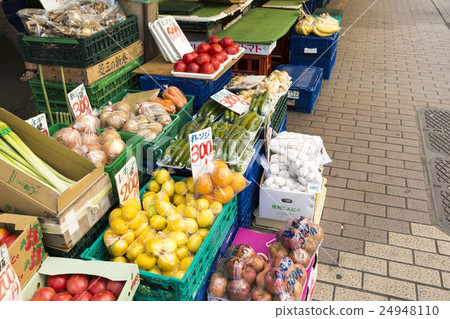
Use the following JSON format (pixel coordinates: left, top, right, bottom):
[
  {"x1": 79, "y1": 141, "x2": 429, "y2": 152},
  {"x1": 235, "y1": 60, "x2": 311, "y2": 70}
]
[
  {"x1": 53, "y1": 127, "x2": 82, "y2": 149},
  {"x1": 73, "y1": 114, "x2": 100, "y2": 133},
  {"x1": 102, "y1": 138, "x2": 126, "y2": 165},
  {"x1": 87, "y1": 150, "x2": 107, "y2": 167},
  {"x1": 81, "y1": 133, "x2": 99, "y2": 145},
  {"x1": 112, "y1": 101, "x2": 132, "y2": 114},
  {"x1": 99, "y1": 129, "x2": 121, "y2": 145}
]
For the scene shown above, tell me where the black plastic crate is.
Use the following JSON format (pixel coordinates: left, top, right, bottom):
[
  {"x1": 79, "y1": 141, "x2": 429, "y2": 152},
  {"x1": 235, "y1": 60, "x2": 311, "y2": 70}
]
[{"x1": 18, "y1": 15, "x2": 139, "y2": 68}]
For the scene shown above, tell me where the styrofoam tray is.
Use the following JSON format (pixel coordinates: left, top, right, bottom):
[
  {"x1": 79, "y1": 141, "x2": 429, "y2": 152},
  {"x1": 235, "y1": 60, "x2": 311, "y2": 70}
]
[
  {"x1": 228, "y1": 47, "x2": 245, "y2": 59},
  {"x1": 171, "y1": 63, "x2": 224, "y2": 79}
]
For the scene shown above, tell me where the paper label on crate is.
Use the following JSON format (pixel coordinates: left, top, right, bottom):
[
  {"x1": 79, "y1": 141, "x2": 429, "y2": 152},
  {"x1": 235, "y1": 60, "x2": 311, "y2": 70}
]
[
  {"x1": 287, "y1": 90, "x2": 300, "y2": 100},
  {"x1": 211, "y1": 89, "x2": 250, "y2": 115},
  {"x1": 68, "y1": 84, "x2": 93, "y2": 118},
  {"x1": 115, "y1": 157, "x2": 140, "y2": 204},
  {"x1": 236, "y1": 42, "x2": 277, "y2": 55},
  {"x1": 39, "y1": 0, "x2": 73, "y2": 11},
  {"x1": 307, "y1": 182, "x2": 321, "y2": 194},
  {"x1": 0, "y1": 246, "x2": 23, "y2": 301},
  {"x1": 189, "y1": 127, "x2": 213, "y2": 182},
  {"x1": 159, "y1": 17, "x2": 193, "y2": 58},
  {"x1": 26, "y1": 114, "x2": 49, "y2": 135},
  {"x1": 304, "y1": 48, "x2": 318, "y2": 54}
]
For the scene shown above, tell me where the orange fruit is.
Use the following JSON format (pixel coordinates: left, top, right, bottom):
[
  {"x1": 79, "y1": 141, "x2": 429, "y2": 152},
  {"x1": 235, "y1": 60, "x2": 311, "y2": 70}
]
[
  {"x1": 194, "y1": 174, "x2": 214, "y2": 195},
  {"x1": 200, "y1": 194, "x2": 215, "y2": 203},
  {"x1": 211, "y1": 166, "x2": 232, "y2": 187},
  {"x1": 213, "y1": 185, "x2": 234, "y2": 204},
  {"x1": 229, "y1": 172, "x2": 246, "y2": 193}
]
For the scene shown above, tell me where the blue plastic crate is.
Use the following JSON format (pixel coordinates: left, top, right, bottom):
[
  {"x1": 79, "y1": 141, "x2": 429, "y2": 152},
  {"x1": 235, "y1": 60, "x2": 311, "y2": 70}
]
[
  {"x1": 291, "y1": 29, "x2": 338, "y2": 59},
  {"x1": 279, "y1": 114, "x2": 287, "y2": 132},
  {"x1": 140, "y1": 68, "x2": 232, "y2": 110},
  {"x1": 238, "y1": 139, "x2": 264, "y2": 228},
  {"x1": 290, "y1": 48, "x2": 336, "y2": 80},
  {"x1": 195, "y1": 216, "x2": 239, "y2": 301},
  {"x1": 276, "y1": 64, "x2": 323, "y2": 113}
]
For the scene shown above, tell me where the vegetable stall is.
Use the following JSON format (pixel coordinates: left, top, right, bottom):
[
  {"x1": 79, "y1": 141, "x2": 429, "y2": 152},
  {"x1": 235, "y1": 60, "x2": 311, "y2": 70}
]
[{"x1": 0, "y1": 0, "x2": 342, "y2": 302}]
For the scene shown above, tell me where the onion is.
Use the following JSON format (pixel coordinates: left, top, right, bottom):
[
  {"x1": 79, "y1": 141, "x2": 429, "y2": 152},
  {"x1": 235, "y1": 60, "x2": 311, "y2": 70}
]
[
  {"x1": 137, "y1": 129, "x2": 157, "y2": 141},
  {"x1": 136, "y1": 103, "x2": 156, "y2": 121},
  {"x1": 135, "y1": 114, "x2": 148, "y2": 122},
  {"x1": 87, "y1": 150, "x2": 107, "y2": 167},
  {"x1": 73, "y1": 114, "x2": 100, "y2": 133},
  {"x1": 157, "y1": 114, "x2": 172, "y2": 126},
  {"x1": 100, "y1": 112, "x2": 110, "y2": 128},
  {"x1": 53, "y1": 127, "x2": 82, "y2": 149},
  {"x1": 83, "y1": 142, "x2": 102, "y2": 151},
  {"x1": 121, "y1": 119, "x2": 140, "y2": 134},
  {"x1": 147, "y1": 122, "x2": 163, "y2": 133},
  {"x1": 101, "y1": 105, "x2": 113, "y2": 115},
  {"x1": 102, "y1": 138, "x2": 126, "y2": 165},
  {"x1": 112, "y1": 101, "x2": 132, "y2": 114},
  {"x1": 99, "y1": 129, "x2": 121, "y2": 145},
  {"x1": 106, "y1": 111, "x2": 129, "y2": 130},
  {"x1": 81, "y1": 133, "x2": 99, "y2": 145}
]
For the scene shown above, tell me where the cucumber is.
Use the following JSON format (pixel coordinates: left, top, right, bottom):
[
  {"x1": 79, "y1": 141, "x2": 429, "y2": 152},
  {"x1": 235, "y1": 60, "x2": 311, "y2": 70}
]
[
  {"x1": 248, "y1": 115, "x2": 263, "y2": 132},
  {"x1": 242, "y1": 112, "x2": 258, "y2": 129},
  {"x1": 170, "y1": 138, "x2": 186, "y2": 158},
  {"x1": 248, "y1": 95, "x2": 258, "y2": 113},
  {"x1": 258, "y1": 91, "x2": 269, "y2": 115},
  {"x1": 251, "y1": 93, "x2": 262, "y2": 112},
  {"x1": 172, "y1": 141, "x2": 188, "y2": 165}
]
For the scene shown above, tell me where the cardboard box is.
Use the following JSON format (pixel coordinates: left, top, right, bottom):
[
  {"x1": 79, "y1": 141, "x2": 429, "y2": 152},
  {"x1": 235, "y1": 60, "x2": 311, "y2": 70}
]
[
  {"x1": 22, "y1": 257, "x2": 140, "y2": 301},
  {"x1": 259, "y1": 173, "x2": 316, "y2": 222},
  {"x1": 0, "y1": 108, "x2": 114, "y2": 249},
  {"x1": 39, "y1": 41, "x2": 144, "y2": 85},
  {"x1": 0, "y1": 214, "x2": 45, "y2": 288}
]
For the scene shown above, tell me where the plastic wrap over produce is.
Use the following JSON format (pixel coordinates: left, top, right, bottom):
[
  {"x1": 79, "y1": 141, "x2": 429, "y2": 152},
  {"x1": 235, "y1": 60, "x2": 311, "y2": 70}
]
[
  {"x1": 207, "y1": 244, "x2": 307, "y2": 301},
  {"x1": 18, "y1": 0, "x2": 127, "y2": 38},
  {"x1": 263, "y1": 131, "x2": 331, "y2": 193}
]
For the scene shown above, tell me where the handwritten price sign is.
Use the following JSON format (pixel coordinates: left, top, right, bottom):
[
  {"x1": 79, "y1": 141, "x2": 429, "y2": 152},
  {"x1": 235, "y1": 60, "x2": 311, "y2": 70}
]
[
  {"x1": 159, "y1": 16, "x2": 193, "y2": 58},
  {"x1": 115, "y1": 157, "x2": 140, "y2": 204},
  {"x1": 68, "y1": 84, "x2": 93, "y2": 118},
  {"x1": 189, "y1": 127, "x2": 213, "y2": 181},
  {"x1": 211, "y1": 89, "x2": 250, "y2": 115},
  {"x1": 26, "y1": 114, "x2": 49, "y2": 136},
  {"x1": 0, "y1": 246, "x2": 23, "y2": 301}
]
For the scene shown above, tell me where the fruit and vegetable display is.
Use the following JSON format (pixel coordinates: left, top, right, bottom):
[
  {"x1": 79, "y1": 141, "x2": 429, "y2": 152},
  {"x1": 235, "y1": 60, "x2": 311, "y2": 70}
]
[
  {"x1": 207, "y1": 244, "x2": 307, "y2": 301},
  {"x1": 0, "y1": 227, "x2": 17, "y2": 248},
  {"x1": 174, "y1": 36, "x2": 240, "y2": 75},
  {"x1": 0, "y1": 121, "x2": 75, "y2": 194},
  {"x1": 29, "y1": 273, "x2": 125, "y2": 301},
  {"x1": 295, "y1": 11, "x2": 341, "y2": 37},
  {"x1": 263, "y1": 131, "x2": 330, "y2": 193},
  {"x1": 18, "y1": 1, "x2": 127, "y2": 38},
  {"x1": 102, "y1": 166, "x2": 245, "y2": 277},
  {"x1": 52, "y1": 114, "x2": 126, "y2": 167}
]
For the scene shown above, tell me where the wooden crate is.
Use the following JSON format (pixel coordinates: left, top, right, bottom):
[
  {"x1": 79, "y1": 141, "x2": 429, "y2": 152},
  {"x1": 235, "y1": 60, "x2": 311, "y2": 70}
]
[{"x1": 232, "y1": 53, "x2": 272, "y2": 76}]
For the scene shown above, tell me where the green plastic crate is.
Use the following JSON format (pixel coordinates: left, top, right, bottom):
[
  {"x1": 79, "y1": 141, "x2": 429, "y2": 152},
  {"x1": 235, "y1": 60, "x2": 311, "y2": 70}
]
[
  {"x1": 31, "y1": 57, "x2": 143, "y2": 119},
  {"x1": 271, "y1": 93, "x2": 288, "y2": 133},
  {"x1": 313, "y1": 8, "x2": 344, "y2": 17},
  {"x1": 49, "y1": 123, "x2": 143, "y2": 198},
  {"x1": 44, "y1": 211, "x2": 111, "y2": 259},
  {"x1": 81, "y1": 177, "x2": 238, "y2": 301},
  {"x1": 18, "y1": 15, "x2": 139, "y2": 68}
]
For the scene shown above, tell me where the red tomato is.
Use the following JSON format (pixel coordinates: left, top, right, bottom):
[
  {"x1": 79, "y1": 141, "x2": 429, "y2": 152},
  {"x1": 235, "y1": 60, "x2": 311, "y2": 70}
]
[
  {"x1": 0, "y1": 228, "x2": 9, "y2": 244},
  {"x1": 52, "y1": 292, "x2": 73, "y2": 301},
  {"x1": 196, "y1": 53, "x2": 211, "y2": 65},
  {"x1": 88, "y1": 276, "x2": 107, "y2": 295},
  {"x1": 209, "y1": 36, "x2": 220, "y2": 45},
  {"x1": 210, "y1": 58, "x2": 220, "y2": 71},
  {"x1": 66, "y1": 274, "x2": 89, "y2": 296},
  {"x1": 182, "y1": 52, "x2": 197, "y2": 65},
  {"x1": 220, "y1": 37, "x2": 234, "y2": 48},
  {"x1": 220, "y1": 51, "x2": 228, "y2": 62},
  {"x1": 106, "y1": 280, "x2": 125, "y2": 298},
  {"x1": 30, "y1": 297, "x2": 48, "y2": 301},
  {"x1": 212, "y1": 54, "x2": 225, "y2": 64},
  {"x1": 196, "y1": 43, "x2": 211, "y2": 54},
  {"x1": 47, "y1": 274, "x2": 68, "y2": 292},
  {"x1": 173, "y1": 61, "x2": 187, "y2": 72},
  {"x1": 200, "y1": 63, "x2": 215, "y2": 74},
  {"x1": 91, "y1": 291, "x2": 117, "y2": 301},
  {"x1": 72, "y1": 291, "x2": 93, "y2": 301},
  {"x1": 187, "y1": 63, "x2": 200, "y2": 73},
  {"x1": 209, "y1": 44, "x2": 223, "y2": 56},
  {"x1": 33, "y1": 287, "x2": 55, "y2": 301},
  {"x1": 225, "y1": 46, "x2": 239, "y2": 55},
  {"x1": 1, "y1": 235, "x2": 17, "y2": 248}
]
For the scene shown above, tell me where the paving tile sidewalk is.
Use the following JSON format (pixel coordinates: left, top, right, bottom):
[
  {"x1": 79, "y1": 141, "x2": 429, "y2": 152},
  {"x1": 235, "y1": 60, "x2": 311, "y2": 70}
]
[{"x1": 287, "y1": 0, "x2": 450, "y2": 300}]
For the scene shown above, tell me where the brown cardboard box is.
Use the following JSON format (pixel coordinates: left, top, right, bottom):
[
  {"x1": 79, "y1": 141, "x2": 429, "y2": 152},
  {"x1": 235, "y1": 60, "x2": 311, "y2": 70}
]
[
  {"x1": 39, "y1": 41, "x2": 144, "y2": 85},
  {"x1": 0, "y1": 214, "x2": 45, "y2": 288},
  {"x1": 0, "y1": 108, "x2": 114, "y2": 249}
]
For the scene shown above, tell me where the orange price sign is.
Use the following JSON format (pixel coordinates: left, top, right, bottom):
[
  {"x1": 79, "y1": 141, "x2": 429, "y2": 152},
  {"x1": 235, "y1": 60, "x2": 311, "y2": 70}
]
[
  {"x1": 67, "y1": 84, "x2": 93, "y2": 118},
  {"x1": 114, "y1": 157, "x2": 140, "y2": 204},
  {"x1": 211, "y1": 89, "x2": 250, "y2": 115},
  {"x1": 189, "y1": 127, "x2": 213, "y2": 181}
]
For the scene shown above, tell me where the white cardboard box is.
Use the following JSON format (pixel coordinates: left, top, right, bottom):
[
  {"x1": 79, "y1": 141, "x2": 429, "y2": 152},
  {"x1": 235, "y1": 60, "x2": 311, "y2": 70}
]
[{"x1": 258, "y1": 173, "x2": 316, "y2": 221}]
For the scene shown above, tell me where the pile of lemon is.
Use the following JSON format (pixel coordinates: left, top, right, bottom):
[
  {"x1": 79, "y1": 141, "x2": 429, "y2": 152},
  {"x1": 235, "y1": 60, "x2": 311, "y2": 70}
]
[{"x1": 103, "y1": 169, "x2": 224, "y2": 279}]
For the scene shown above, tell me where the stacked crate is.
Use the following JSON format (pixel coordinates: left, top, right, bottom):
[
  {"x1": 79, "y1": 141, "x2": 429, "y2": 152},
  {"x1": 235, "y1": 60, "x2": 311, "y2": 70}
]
[{"x1": 18, "y1": 15, "x2": 142, "y2": 125}]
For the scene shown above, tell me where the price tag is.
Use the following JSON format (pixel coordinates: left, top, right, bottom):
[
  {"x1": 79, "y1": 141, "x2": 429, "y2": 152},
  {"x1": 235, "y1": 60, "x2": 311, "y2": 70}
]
[
  {"x1": 211, "y1": 89, "x2": 250, "y2": 115},
  {"x1": 67, "y1": 84, "x2": 92, "y2": 118},
  {"x1": 189, "y1": 127, "x2": 213, "y2": 181},
  {"x1": 26, "y1": 114, "x2": 49, "y2": 135},
  {"x1": 159, "y1": 16, "x2": 193, "y2": 58},
  {"x1": 0, "y1": 246, "x2": 23, "y2": 301},
  {"x1": 114, "y1": 157, "x2": 140, "y2": 204},
  {"x1": 307, "y1": 182, "x2": 321, "y2": 194}
]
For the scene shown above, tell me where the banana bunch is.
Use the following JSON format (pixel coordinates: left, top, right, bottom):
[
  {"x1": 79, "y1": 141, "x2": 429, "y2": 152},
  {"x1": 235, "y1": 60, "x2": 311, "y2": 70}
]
[
  {"x1": 313, "y1": 13, "x2": 341, "y2": 37},
  {"x1": 295, "y1": 19, "x2": 315, "y2": 36}
]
